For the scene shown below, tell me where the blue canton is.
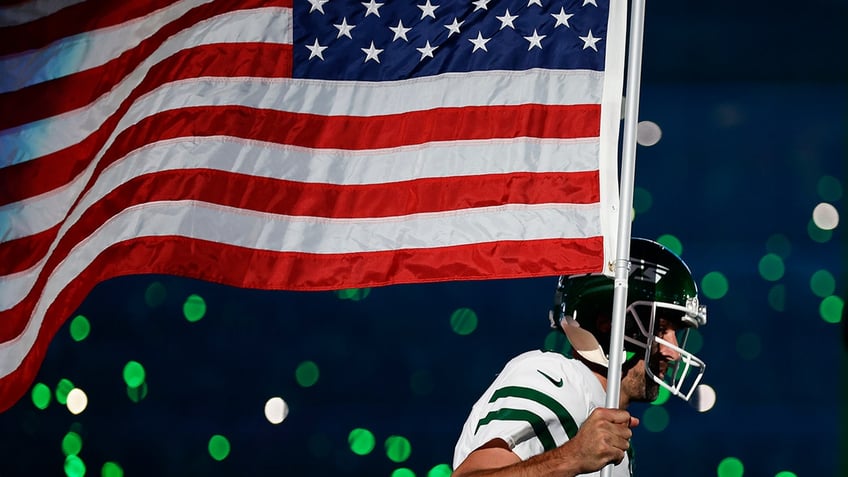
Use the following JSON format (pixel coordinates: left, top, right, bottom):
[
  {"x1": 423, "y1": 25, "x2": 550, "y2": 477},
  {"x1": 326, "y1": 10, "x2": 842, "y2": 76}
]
[{"x1": 292, "y1": 0, "x2": 609, "y2": 80}]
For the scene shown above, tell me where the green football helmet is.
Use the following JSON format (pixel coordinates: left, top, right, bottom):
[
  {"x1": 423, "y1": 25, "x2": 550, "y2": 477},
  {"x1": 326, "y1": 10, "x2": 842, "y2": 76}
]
[{"x1": 550, "y1": 238, "x2": 707, "y2": 401}]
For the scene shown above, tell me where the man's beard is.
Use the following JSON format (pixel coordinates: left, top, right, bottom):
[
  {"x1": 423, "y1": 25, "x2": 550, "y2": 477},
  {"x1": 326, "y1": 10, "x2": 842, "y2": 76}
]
[{"x1": 644, "y1": 355, "x2": 664, "y2": 401}]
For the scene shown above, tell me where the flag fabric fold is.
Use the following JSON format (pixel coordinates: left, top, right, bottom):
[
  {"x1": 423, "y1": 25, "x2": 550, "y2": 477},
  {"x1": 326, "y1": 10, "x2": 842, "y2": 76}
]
[{"x1": 0, "y1": 0, "x2": 625, "y2": 412}]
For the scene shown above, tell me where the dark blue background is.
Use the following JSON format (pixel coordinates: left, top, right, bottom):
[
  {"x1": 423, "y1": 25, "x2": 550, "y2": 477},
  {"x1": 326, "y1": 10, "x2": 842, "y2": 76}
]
[{"x1": 1, "y1": 1, "x2": 846, "y2": 476}]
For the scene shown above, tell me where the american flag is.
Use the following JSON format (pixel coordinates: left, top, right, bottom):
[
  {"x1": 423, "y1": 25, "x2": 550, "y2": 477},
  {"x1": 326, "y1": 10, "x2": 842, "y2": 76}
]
[{"x1": 0, "y1": 0, "x2": 625, "y2": 411}]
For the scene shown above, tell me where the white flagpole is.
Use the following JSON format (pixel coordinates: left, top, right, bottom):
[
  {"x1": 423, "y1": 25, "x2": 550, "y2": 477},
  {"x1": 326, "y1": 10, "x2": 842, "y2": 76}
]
[{"x1": 600, "y1": 0, "x2": 647, "y2": 475}]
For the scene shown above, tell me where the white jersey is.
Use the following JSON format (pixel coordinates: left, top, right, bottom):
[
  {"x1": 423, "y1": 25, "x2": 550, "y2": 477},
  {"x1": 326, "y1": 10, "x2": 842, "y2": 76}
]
[{"x1": 453, "y1": 350, "x2": 633, "y2": 476}]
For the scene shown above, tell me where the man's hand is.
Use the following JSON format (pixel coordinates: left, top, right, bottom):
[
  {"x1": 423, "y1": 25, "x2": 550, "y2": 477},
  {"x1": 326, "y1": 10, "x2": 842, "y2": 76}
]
[
  {"x1": 562, "y1": 407, "x2": 638, "y2": 473},
  {"x1": 451, "y1": 408, "x2": 638, "y2": 477}
]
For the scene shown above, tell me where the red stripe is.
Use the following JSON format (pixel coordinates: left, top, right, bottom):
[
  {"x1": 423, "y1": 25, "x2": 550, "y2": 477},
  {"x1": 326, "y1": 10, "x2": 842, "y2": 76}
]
[
  {"x1": 1, "y1": 102, "x2": 597, "y2": 207},
  {"x1": 0, "y1": 229, "x2": 55, "y2": 275},
  {"x1": 0, "y1": 233, "x2": 602, "y2": 412},
  {"x1": 0, "y1": 0, "x2": 178, "y2": 55},
  {"x1": 0, "y1": 0, "x2": 295, "y2": 56},
  {"x1": 0, "y1": 168, "x2": 598, "y2": 275},
  {"x1": 1, "y1": 42, "x2": 293, "y2": 132},
  {"x1": 1, "y1": 0, "x2": 294, "y2": 130},
  {"x1": 0, "y1": 42, "x2": 293, "y2": 207}
]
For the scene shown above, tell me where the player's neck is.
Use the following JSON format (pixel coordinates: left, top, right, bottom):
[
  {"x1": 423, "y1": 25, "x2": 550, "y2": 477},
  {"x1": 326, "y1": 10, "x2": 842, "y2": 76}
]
[{"x1": 590, "y1": 370, "x2": 630, "y2": 409}]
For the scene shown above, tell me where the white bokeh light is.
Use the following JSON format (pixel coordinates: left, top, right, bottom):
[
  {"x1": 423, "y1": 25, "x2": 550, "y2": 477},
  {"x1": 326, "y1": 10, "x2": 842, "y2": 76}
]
[
  {"x1": 690, "y1": 384, "x2": 716, "y2": 412},
  {"x1": 66, "y1": 388, "x2": 88, "y2": 415},
  {"x1": 812, "y1": 202, "x2": 839, "y2": 230},
  {"x1": 264, "y1": 397, "x2": 289, "y2": 424},
  {"x1": 636, "y1": 120, "x2": 662, "y2": 147}
]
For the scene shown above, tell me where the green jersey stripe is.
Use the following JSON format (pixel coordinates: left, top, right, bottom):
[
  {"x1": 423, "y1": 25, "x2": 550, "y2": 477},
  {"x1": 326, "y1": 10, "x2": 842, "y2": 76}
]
[
  {"x1": 475, "y1": 408, "x2": 557, "y2": 451},
  {"x1": 488, "y1": 386, "x2": 579, "y2": 438}
]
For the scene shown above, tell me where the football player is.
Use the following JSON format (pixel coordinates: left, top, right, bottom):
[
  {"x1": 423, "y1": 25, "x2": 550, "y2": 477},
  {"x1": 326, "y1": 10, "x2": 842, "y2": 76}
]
[{"x1": 452, "y1": 238, "x2": 708, "y2": 477}]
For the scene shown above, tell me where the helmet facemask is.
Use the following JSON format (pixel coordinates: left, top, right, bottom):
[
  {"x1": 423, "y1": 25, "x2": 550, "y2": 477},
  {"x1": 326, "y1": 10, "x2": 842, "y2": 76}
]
[
  {"x1": 552, "y1": 238, "x2": 709, "y2": 403},
  {"x1": 625, "y1": 299, "x2": 707, "y2": 402}
]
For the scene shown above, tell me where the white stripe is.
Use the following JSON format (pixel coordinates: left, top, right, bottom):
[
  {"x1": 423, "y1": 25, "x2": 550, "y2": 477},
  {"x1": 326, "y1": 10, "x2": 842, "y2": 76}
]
[
  {"x1": 0, "y1": 5, "x2": 294, "y2": 167},
  {"x1": 0, "y1": 200, "x2": 600, "y2": 312},
  {"x1": 2, "y1": 67, "x2": 602, "y2": 167},
  {"x1": 0, "y1": 0, "x2": 212, "y2": 93},
  {"x1": 0, "y1": 200, "x2": 600, "y2": 374},
  {"x1": 0, "y1": 136, "x2": 599, "y2": 243},
  {"x1": 0, "y1": 0, "x2": 86, "y2": 27},
  {"x1": 0, "y1": 135, "x2": 600, "y2": 310}
]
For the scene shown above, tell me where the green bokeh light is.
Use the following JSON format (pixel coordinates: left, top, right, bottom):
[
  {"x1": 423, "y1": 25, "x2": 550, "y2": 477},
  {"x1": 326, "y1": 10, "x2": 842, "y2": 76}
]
[
  {"x1": 656, "y1": 234, "x2": 682, "y2": 256},
  {"x1": 348, "y1": 428, "x2": 376, "y2": 455},
  {"x1": 767, "y1": 284, "x2": 786, "y2": 312},
  {"x1": 123, "y1": 361, "x2": 146, "y2": 388},
  {"x1": 144, "y1": 281, "x2": 167, "y2": 308},
  {"x1": 391, "y1": 468, "x2": 416, "y2": 477},
  {"x1": 736, "y1": 332, "x2": 762, "y2": 360},
  {"x1": 641, "y1": 406, "x2": 669, "y2": 432},
  {"x1": 336, "y1": 288, "x2": 371, "y2": 301},
  {"x1": 31, "y1": 382, "x2": 51, "y2": 410},
  {"x1": 208, "y1": 435, "x2": 231, "y2": 461},
  {"x1": 701, "y1": 271, "x2": 728, "y2": 300},
  {"x1": 758, "y1": 253, "x2": 785, "y2": 281},
  {"x1": 428, "y1": 464, "x2": 453, "y2": 477},
  {"x1": 633, "y1": 186, "x2": 653, "y2": 214},
  {"x1": 817, "y1": 174, "x2": 843, "y2": 201},
  {"x1": 62, "y1": 431, "x2": 83, "y2": 456},
  {"x1": 820, "y1": 295, "x2": 844, "y2": 324},
  {"x1": 765, "y1": 233, "x2": 792, "y2": 258},
  {"x1": 775, "y1": 471, "x2": 798, "y2": 477},
  {"x1": 56, "y1": 379, "x2": 74, "y2": 405},
  {"x1": 183, "y1": 294, "x2": 207, "y2": 322},
  {"x1": 102, "y1": 461, "x2": 124, "y2": 477},
  {"x1": 717, "y1": 456, "x2": 744, "y2": 477},
  {"x1": 807, "y1": 219, "x2": 832, "y2": 243},
  {"x1": 651, "y1": 386, "x2": 670, "y2": 406},
  {"x1": 69, "y1": 315, "x2": 91, "y2": 342},
  {"x1": 64, "y1": 455, "x2": 86, "y2": 477},
  {"x1": 809, "y1": 270, "x2": 836, "y2": 297},
  {"x1": 295, "y1": 360, "x2": 320, "y2": 387},
  {"x1": 450, "y1": 308, "x2": 478, "y2": 335},
  {"x1": 127, "y1": 381, "x2": 148, "y2": 403},
  {"x1": 385, "y1": 435, "x2": 412, "y2": 463}
]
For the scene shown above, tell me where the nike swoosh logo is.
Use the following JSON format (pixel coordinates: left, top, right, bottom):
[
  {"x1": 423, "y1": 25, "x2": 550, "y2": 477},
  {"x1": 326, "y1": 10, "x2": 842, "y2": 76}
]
[{"x1": 537, "y1": 370, "x2": 563, "y2": 387}]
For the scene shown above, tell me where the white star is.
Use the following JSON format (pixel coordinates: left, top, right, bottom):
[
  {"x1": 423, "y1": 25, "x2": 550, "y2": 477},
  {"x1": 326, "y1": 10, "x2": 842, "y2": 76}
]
[
  {"x1": 527, "y1": 0, "x2": 542, "y2": 6},
  {"x1": 390, "y1": 20, "x2": 412, "y2": 41},
  {"x1": 579, "y1": 30, "x2": 602, "y2": 51},
  {"x1": 333, "y1": 17, "x2": 356, "y2": 39},
  {"x1": 524, "y1": 29, "x2": 545, "y2": 50},
  {"x1": 361, "y1": 0, "x2": 384, "y2": 17},
  {"x1": 444, "y1": 17, "x2": 464, "y2": 37},
  {"x1": 583, "y1": 0, "x2": 598, "y2": 6},
  {"x1": 307, "y1": 0, "x2": 329, "y2": 13},
  {"x1": 472, "y1": 0, "x2": 490, "y2": 11},
  {"x1": 306, "y1": 38, "x2": 328, "y2": 60},
  {"x1": 496, "y1": 9, "x2": 518, "y2": 30},
  {"x1": 418, "y1": 0, "x2": 439, "y2": 19},
  {"x1": 416, "y1": 40, "x2": 438, "y2": 60},
  {"x1": 361, "y1": 41, "x2": 383, "y2": 63},
  {"x1": 468, "y1": 31, "x2": 491, "y2": 52},
  {"x1": 551, "y1": 7, "x2": 574, "y2": 28}
]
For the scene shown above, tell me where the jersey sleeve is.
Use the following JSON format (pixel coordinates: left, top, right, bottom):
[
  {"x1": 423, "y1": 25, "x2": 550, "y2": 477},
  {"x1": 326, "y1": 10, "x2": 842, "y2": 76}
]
[{"x1": 453, "y1": 351, "x2": 594, "y2": 464}]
